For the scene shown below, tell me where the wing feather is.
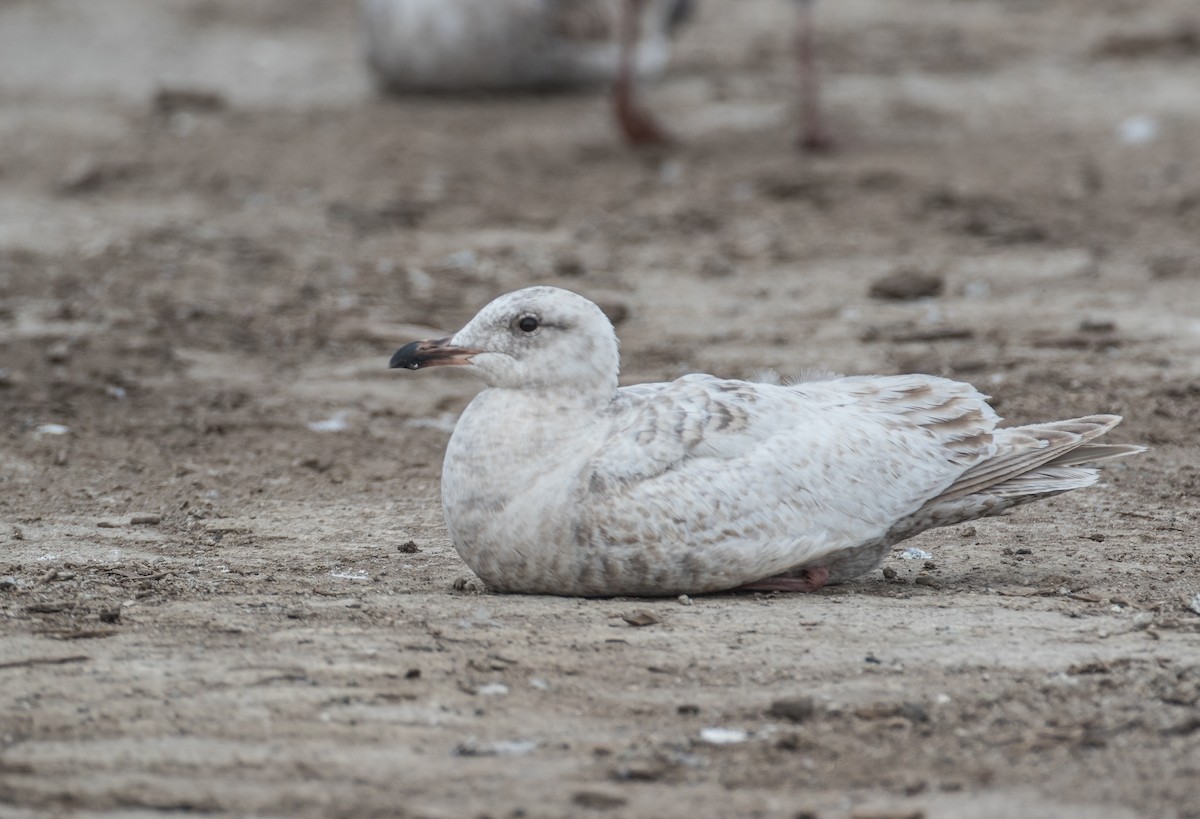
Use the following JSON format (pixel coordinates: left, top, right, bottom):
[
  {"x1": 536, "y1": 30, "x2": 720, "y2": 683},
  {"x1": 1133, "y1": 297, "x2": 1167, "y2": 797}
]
[{"x1": 577, "y1": 374, "x2": 1002, "y2": 590}]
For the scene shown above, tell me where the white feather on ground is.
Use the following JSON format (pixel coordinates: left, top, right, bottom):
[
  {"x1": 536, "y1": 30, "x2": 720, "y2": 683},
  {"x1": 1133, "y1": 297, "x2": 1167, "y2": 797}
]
[{"x1": 390, "y1": 286, "x2": 1145, "y2": 597}]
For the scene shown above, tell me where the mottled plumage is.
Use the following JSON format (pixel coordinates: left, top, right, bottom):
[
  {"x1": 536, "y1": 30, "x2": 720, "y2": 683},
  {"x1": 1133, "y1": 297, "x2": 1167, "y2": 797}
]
[{"x1": 390, "y1": 286, "x2": 1144, "y2": 597}]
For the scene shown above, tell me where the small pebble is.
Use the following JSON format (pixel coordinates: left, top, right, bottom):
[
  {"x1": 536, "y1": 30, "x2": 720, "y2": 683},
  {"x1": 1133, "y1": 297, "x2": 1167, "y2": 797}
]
[
  {"x1": 1131, "y1": 612, "x2": 1155, "y2": 630},
  {"x1": 850, "y1": 809, "x2": 925, "y2": 819},
  {"x1": 914, "y1": 576, "x2": 941, "y2": 588},
  {"x1": 700, "y1": 255, "x2": 735, "y2": 279},
  {"x1": 153, "y1": 87, "x2": 227, "y2": 115},
  {"x1": 96, "y1": 520, "x2": 122, "y2": 529},
  {"x1": 57, "y1": 156, "x2": 105, "y2": 193},
  {"x1": 0, "y1": 370, "x2": 27, "y2": 388},
  {"x1": 677, "y1": 594, "x2": 692, "y2": 606},
  {"x1": 1148, "y1": 254, "x2": 1190, "y2": 280},
  {"x1": 130, "y1": 514, "x2": 161, "y2": 525},
  {"x1": 453, "y1": 738, "x2": 535, "y2": 757},
  {"x1": 1117, "y1": 115, "x2": 1158, "y2": 145},
  {"x1": 451, "y1": 576, "x2": 483, "y2": 592},
  {"x1": 596, "y1": 300, "x2": 629, "y2": 327},
  {"x1": 308, "y1": 412, "x2": 350, "y2": 433},
  {"x1": 99, "y1": 607, "x2": 121, "y2": 623},
  {"x1": 45, "y1": 341, "x2": 71, "y2": 363},
  {"x1": 882, "y1": 567, "x2": 898, "y2": 580},
  {"x1": 869, "y1": 268, "x2": 943, "y2": 301},
  {"x1": 298, "y1": 457, "x2": 332, "y2": 472},
  {"x1": 622, "y1": 610, "x2": 661, "y2": 627},
  {"x1": 855, "y1": 703, "x2": 904, "y2": 720},
  {"x1": 767, "y1": 696, "x2": 816, "y2": 723},
  {"x1": 1189, "y1": 593, "x2": 1200, "y2": 616},
  {"x1": 611, "y1": 762, "x2": 664, "y2": 782},
  {"x1": 775, "y1": 733, "x2": 805, "y2": 752},
  {"x1": 1079, "y1": 318, "x2": 1116, "y2": 333},
  {"x1": 699, "y1": 727, "x2": 749, "y2": 745},
  {"x1": 553, "y1": 254, "x2": 587, "y2": 278},
  {"x1": 899, "y1": 702, "x2": 930, "y2": 723},
  {"x1": 572, "y1": 791, "x2": 627, "y2": 810}
]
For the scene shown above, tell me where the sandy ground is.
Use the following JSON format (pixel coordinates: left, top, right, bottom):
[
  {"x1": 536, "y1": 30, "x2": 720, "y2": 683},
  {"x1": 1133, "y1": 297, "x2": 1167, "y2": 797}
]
[{"x1": 2, "y1": 1, "x2": 1199, "y2": 817}]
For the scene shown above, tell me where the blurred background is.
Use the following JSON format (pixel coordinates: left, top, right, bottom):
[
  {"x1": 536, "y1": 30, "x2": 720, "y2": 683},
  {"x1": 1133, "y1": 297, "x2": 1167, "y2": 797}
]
[
  {"x1": 2, "y1": 1, "x2": 1197, "y2": 375},
  {"x1": 3, "y1": 0, "x2": 1197, "y2": 447}
]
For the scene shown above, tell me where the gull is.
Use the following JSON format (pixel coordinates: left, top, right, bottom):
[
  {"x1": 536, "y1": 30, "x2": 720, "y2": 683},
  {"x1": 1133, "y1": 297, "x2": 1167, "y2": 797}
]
[
  {"x1": 613, "y1": 0, "x2": 830, "y2": 149},
  {"x1": 360, "y1": 0, "x2": 692, "y2": 93},
  {"x1": 359, "y1": 1, "x2": 829, "y2": 150},
  {"x1": 389, "y1": 287, "x2": 1144, "y2": 597}
]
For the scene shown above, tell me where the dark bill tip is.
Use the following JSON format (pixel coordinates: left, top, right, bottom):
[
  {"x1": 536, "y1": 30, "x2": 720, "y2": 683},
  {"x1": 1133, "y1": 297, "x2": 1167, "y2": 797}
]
[
  {"x1": 389, "y1": 340, "x2": 428, "y2": 370},
  {"x1": 389, "y1": 337, "x2": 477, "y2": 370}
]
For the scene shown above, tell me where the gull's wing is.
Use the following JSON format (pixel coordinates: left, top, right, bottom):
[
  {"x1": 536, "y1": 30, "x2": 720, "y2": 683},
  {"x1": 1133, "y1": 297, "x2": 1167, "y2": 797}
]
[
  {"x1": 593, "y1": 372, "x2": 996, "y2": 493},
  {"x1": 573, "y1": 373, "x2": 1000, "y2": 593}
]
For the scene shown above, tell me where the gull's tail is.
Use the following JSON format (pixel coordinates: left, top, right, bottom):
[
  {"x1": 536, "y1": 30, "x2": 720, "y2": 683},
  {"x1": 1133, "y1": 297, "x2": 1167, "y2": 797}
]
[
  {"x1": 938, "y1": 414, "x2": 1145, "y2": 502},
  {"x1": 882, "y1": 415, "x2": 1145, "y2": 546},
  {"x1": 814, "y1": 414, "x2": 1144, "y2": 584}
]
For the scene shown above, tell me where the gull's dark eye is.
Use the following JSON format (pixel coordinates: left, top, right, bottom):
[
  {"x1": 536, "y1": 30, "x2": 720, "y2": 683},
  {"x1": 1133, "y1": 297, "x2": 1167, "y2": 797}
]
[{"x1": 517, "y1": 316, "x2": 539, "y2": 333}]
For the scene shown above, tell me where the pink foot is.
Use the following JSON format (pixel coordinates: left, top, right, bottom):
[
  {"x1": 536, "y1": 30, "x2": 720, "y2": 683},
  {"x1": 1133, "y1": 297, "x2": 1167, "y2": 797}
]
[{"x1": 735, "y1": 566, "x2": 830, "y2": 593}]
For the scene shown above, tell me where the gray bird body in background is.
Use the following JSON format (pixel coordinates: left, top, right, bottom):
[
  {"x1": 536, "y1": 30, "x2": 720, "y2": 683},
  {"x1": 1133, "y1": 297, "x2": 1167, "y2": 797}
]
[{"x1": 361, "y1": 0, "x2": 692, "y2": 92}]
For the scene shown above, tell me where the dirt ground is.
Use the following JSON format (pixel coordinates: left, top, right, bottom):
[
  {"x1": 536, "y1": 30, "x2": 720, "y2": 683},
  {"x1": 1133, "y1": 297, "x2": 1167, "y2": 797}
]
[{"x1": 2, "y1": 1, "x2": 1199, "y2": 817}]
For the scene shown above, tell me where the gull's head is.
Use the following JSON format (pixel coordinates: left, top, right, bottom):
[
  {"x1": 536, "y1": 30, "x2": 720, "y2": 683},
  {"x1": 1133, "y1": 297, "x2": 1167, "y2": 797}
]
[{"x1": 389, "y1": 286, "x2": 619, "y2": 396}]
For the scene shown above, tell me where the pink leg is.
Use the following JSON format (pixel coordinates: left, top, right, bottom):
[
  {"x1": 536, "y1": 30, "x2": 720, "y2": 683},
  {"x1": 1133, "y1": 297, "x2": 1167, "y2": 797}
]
[
  {"x1": 794, "y1": 0, "x2": 833, "y2": 152},
  {"x1": 735, "y1": 566, "x2": 830, "y2": 593},
  {"x1": 613, "y1": 0, "x2": 672, "y2": 146}
]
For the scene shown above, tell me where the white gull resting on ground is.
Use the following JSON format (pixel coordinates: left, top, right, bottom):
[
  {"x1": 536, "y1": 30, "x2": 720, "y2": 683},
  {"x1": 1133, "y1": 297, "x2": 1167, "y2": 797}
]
[{"x1": 389, "y1": 286, "x2": 1144, "y2": 597}]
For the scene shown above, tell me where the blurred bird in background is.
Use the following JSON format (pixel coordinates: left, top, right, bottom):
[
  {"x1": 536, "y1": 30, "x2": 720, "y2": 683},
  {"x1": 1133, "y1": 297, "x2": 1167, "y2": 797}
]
[
  {"x1": 360, "y1": 0, "x2": 692, "y2": 93},
  {"x1": 611, "y1": 0, "x2": 828, "y2": 149},
  {"x1": 360, "y1": 0, "x2": 829, "y2": 150}
]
